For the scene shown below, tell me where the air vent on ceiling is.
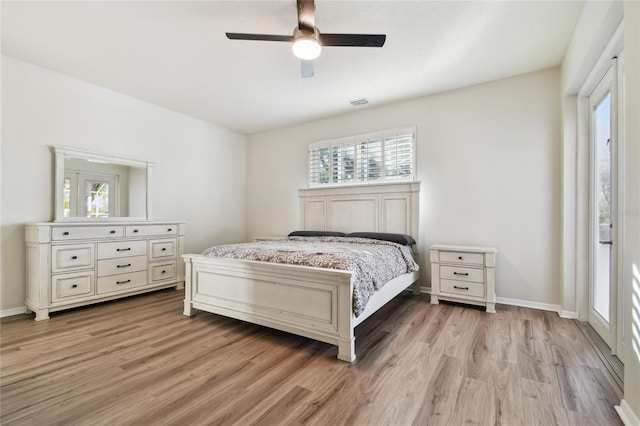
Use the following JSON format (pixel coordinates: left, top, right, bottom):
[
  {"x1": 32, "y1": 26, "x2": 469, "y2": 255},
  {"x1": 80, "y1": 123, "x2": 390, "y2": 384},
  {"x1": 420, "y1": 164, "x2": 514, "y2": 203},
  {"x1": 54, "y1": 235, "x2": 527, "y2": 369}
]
[{"x1": 349, "y1": 98, "x2": 369, "y2": 106}]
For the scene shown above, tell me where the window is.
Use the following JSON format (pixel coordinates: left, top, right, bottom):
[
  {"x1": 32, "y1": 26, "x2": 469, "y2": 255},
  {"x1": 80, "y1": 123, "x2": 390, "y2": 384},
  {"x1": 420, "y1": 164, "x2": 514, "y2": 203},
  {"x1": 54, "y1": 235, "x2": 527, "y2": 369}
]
[
  {"x1": 63, "y1": 171, "x2": 118, "y2": 218},
  {"x1": 308, "y1": 127, "x2": 416, "y2": 186}
]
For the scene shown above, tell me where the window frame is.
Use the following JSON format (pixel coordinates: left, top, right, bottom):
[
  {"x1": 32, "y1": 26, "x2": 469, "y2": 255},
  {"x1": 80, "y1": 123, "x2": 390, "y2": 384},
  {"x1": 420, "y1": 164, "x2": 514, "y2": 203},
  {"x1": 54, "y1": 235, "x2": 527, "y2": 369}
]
[{"x1": 308, "y1": 126, "x2": 416, "y2": 187}]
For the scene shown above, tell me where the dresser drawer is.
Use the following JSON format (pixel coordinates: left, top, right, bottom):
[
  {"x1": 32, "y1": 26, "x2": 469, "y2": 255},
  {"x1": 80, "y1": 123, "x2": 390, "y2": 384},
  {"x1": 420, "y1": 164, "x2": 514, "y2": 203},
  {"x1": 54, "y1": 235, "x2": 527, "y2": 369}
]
[
  {"x1": 97, "y1": 255, "x2": 147, "y2": 277},
  {"x1": 150, "y1": 239, "x2": 176, "y2": 260},
  {"x1": 440, "y1": 279, "x2": 485, "y2": 298},
  {"x1": 97, "y1": 270, "x2": 147, "y2": 294},
  {"x1": 51, "y1": 244, "x2": 94, "y2": 272},
  {"x1": 150, "y1": 261, "x2": 177, "y2": 283},
  {"x1": 98, "y1": 240, "x2": 147, "y2": 260},
  {"x1": 52, "y1": 272, "x2": 93, "y2": 302},
  {"x1": 52, "y1": 226, "x2": 124, "y2": 241},
  {"x1": 125, "y1": 224, "x2": 177, "y2": 237},
  {"x1": 440, "y1": 265, "x2": 484, "y2": 283}
]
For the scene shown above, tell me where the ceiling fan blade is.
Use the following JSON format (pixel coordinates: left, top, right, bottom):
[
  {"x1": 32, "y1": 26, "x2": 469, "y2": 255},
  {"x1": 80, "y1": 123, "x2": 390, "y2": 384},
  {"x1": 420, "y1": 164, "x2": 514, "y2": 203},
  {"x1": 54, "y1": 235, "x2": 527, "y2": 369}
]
[
  {"x1": 226, "y1": 33, "x2": 294, "y2": 42},
  {"x1": 301, "y1": 60, "x2": 314, "y2": 78},
  {"x1": 296, "y1": 0, "x2": 316, "y2": 33},
  {"x1": 319, "y1": 33, "x2": 386, "y2": 47}
]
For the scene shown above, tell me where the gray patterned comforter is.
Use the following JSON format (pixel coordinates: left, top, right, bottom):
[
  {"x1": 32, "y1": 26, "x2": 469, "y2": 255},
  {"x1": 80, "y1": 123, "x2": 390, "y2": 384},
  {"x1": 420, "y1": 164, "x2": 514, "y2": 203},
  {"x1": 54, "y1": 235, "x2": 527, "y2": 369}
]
[{"x1": 202, "y1": 236, "x2": 419, "y2": 317}]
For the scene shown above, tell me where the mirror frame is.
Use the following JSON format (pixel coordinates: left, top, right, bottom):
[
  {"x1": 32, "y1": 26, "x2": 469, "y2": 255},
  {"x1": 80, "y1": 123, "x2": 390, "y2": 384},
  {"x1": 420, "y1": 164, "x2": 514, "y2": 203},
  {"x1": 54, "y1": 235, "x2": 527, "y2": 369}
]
[{"x1": 54, "y1": 146, "x2": 154, "y2": 222}]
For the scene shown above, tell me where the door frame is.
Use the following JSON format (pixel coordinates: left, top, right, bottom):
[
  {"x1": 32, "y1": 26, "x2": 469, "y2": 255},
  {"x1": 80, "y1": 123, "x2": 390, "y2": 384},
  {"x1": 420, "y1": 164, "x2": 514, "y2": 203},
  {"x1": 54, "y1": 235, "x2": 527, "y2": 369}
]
[{"x1": 576, "y1": 24, "x2": 626, "y2": 362}]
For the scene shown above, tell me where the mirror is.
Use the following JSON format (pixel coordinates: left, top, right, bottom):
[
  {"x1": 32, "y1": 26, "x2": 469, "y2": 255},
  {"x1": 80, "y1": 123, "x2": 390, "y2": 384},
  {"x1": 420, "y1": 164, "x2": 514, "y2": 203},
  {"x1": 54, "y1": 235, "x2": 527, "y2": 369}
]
[{"x1": 54, "y1": 146, "x2": 153, "y2": 221}]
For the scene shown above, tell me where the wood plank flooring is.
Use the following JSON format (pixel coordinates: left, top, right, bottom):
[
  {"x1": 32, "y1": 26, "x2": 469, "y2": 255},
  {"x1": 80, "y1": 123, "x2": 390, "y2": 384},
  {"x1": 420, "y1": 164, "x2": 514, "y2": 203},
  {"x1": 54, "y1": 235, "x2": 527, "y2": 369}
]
[{"x1": 0, "y1": 289, "x2": 623, "y2": 425}]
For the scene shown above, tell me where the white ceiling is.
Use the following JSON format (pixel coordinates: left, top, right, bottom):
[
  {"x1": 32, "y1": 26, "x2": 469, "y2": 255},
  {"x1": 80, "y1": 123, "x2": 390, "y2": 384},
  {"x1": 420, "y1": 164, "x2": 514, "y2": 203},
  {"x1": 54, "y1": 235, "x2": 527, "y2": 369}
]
[{"x1": 1, "y1": 1, "x2": 584, "y2": 134}]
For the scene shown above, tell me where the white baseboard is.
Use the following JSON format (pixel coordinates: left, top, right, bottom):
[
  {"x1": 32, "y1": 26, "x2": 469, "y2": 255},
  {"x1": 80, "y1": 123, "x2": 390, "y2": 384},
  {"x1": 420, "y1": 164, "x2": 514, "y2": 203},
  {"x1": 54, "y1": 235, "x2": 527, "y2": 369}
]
[
  {"x1": 418, "y1": 287, "x2": 578, "y2": 318},
  {"x1": 496, "y1": 296, "x2": 577, "y2": 318},
  {"x1": 616, "y1": 400, "x2": 640, "y2": 426},
  {"x1": 0, "y1": 306, "x2": 27, "y2": 318}
]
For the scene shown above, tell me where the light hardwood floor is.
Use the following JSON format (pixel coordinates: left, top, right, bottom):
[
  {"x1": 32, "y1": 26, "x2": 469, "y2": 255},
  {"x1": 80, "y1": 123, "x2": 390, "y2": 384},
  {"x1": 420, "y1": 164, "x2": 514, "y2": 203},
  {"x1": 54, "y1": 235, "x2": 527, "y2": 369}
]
[{"x1": 1, "y1": 289, "x2": 622, "y2": 425}]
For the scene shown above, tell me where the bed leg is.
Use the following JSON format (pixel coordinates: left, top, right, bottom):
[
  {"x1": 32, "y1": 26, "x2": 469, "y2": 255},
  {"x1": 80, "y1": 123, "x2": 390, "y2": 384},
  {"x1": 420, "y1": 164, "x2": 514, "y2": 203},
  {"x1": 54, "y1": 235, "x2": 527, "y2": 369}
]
[
  {"x1": 183, "y1": 300, "x2": 194, "y2": 316},
  {"x1": 337, "y1": 338, "x2": 356, "y2": 362}
]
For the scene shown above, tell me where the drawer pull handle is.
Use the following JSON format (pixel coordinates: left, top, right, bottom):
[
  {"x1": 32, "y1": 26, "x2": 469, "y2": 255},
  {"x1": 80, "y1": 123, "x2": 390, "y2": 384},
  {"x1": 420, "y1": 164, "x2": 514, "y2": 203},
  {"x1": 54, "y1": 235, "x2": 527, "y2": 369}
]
[
  {"x1": 454, "y1": 285, "x2": 469, "y2": 290},
  {"x1": 116, "y1": 248, "x2": 131, "y2": 252},
  {"x1": 71, "y1": 255, "x2": 78, "y2": 260},
  {"x1": 117, "y1": 264, "x2": 131, "y2": 268},
  {"x1": 162, "y1": 248, "x2": 167, "y2": 251},
  {"x1": 167, "y1": 228, "x2": 172, "y2": 232},
  {"x1": 161, "y1": 270, "x2": 166, "y2": 274},
  {"x1": 63, "y1": 231, "x2": 70, "y2": 236},
  {"x1": 116, "y1": 279, "x2": 131, "y2": 285},
  {"x1": 133, "y1": 229, "x2": 139, "y2": 233},
  {"x1": 458, "y1": 256, "x2": 463, "y2": 260},
  {"x1": 110, "y1": 230, "x2": 116, "y2": 234},
  {"x1": 71, "y1": 284, "x2": 78, "y2": 288},
  {"x1": 453, "y1": 272, "x2": 469, "y2": 276}
]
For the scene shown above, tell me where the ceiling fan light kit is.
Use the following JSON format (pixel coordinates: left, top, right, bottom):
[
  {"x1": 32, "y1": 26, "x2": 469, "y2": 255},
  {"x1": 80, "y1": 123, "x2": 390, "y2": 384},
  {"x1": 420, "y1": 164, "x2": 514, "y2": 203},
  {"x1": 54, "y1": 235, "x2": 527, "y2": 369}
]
[
  {"x1": 225, "y1": 0, "x2": 386, "y2": 78},
  {"x1": 292, "y1": 28, "x2": 321, "y2": 60}
]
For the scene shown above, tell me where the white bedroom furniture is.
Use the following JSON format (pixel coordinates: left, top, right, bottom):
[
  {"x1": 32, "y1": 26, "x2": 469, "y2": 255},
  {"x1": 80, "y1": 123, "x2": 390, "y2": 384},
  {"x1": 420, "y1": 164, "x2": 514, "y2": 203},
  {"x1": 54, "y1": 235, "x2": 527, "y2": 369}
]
[
  {"x1": 183, "y1": 181, "x2": 420, "y2": 362},
  {"x1": 25, "y1": 221, "x2": 185, "y2": 321},
  {"x1": 429, "y1": 244, "x2": 497, "y2": 313}
]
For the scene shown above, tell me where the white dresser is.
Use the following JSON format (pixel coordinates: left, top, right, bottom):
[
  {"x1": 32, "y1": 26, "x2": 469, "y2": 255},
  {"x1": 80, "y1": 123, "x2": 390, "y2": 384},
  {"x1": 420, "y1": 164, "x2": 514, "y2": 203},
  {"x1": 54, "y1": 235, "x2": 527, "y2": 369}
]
[
  {"x1": 25, "y1": 221, "x2": 185, "y2": 320},
  {"x1": 429, "y1": 244, "x2": 497, "y2": 313}
]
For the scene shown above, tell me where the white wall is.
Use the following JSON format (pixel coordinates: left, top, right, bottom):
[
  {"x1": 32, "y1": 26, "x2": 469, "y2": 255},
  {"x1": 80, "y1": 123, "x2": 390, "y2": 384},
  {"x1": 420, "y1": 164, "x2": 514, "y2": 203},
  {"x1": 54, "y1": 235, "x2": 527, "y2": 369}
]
[
  {"x1": 621, "y1": 0, "x2": 640, "y2": 421},
  {"x1": 0, "y1": 55, "x2": 247, "y2": 311},
  {"x1": 246, "y1": 68, "x2": 562, "y2": 307}
]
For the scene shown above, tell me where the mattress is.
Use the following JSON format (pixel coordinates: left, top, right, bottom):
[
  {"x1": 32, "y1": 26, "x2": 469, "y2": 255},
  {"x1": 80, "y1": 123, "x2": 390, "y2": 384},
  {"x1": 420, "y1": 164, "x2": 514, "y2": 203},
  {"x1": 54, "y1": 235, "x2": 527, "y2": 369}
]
[{"x1": 202, "y1": 236, "x2": 419, "y2": 316}]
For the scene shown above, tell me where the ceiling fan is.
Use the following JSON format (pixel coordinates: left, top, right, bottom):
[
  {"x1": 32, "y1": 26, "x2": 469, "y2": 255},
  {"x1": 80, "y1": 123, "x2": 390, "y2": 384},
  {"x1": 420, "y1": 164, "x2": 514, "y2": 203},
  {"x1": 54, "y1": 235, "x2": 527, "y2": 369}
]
[{"x1": 225, "y1": 0, "x2": 386, "y2": 78}]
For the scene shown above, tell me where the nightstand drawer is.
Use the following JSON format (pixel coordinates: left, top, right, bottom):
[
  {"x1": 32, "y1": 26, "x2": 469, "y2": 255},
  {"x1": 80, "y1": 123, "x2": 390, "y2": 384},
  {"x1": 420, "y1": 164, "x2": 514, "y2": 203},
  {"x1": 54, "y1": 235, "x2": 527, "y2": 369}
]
[
  {"x1": 439, "y1": 251, "x2": 485, "y2": 265},
  {"x1": 440, "y1": 265, "x2": 484, "y2": 283},
  {"x1": 440, "y1": 279, "x2": 485, "y2": 298}
]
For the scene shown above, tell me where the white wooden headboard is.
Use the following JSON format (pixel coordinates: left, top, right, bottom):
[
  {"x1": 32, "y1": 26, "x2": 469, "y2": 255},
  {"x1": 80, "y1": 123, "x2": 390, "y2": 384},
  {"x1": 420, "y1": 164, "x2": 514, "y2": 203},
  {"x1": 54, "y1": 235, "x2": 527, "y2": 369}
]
[{"x1": 298, "y1": 182, "x2": 420, "y2": 247}]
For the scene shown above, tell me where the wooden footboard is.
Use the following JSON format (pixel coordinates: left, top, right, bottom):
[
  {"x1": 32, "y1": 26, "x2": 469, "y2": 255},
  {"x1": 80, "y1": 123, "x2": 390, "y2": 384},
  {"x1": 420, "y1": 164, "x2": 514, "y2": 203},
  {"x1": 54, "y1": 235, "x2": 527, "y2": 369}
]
[{"x1": 183, "y1": 254, "x2": 357, "y2": 361}]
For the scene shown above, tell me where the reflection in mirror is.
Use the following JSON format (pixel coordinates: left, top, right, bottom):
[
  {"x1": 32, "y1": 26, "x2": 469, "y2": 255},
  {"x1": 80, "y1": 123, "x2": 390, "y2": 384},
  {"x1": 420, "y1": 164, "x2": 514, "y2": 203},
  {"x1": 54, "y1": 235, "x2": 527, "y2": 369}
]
[{"x1": 54, "y1": 146, "x2": 153, "y2": 221}]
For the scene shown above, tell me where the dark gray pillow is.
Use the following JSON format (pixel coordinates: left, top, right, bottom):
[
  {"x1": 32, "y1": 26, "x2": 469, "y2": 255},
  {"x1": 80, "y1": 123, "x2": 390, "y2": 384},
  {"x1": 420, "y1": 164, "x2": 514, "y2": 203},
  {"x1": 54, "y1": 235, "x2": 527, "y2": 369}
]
[
  {"x1": 288, "y1": 230, "x2": 346, "y2": 237},
  {"x1": 347, "y1": 232, "x2": 416, "y2": 245}
]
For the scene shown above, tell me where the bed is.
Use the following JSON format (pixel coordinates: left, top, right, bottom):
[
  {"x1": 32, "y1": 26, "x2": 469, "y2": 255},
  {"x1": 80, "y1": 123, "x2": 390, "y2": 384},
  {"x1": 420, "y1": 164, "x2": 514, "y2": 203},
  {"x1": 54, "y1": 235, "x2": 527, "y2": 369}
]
[{"x1": 182, "y1": 182, "x2": 420, "y2": 362}]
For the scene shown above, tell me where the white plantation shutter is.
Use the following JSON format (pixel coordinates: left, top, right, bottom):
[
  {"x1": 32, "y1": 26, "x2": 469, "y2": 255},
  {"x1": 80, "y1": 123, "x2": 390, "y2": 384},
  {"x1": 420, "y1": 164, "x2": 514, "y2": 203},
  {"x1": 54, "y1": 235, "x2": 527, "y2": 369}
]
[
  {"x1": 384, "y1": 130, "x2": 414, "y2": 179},
  {"x1": 308, "y1": 127, "x2": 415, "y2": 186}
]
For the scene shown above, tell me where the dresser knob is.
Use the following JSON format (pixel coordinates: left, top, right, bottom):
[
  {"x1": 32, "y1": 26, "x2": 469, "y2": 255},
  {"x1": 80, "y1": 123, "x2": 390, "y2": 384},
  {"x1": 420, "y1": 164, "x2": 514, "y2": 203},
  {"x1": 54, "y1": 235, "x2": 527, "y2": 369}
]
[
  {"x1": 458, "y1": 256, "x2": 463, "y2": 260},
  {"x1": 161, "y1": 270, "x2": 166, "y2": 274},
  {"x1": 162, "y1": 248, "x2": 167, "y2": 251},
  {"x1": 71, "y1": 284, "x2": 78, "y2": 288},
  {"x1": 110, "y1": 230, "x2": 116, "y2": 234},
  {"x1": 71, "y1": 255, "x2": 78, "y2": 260},
  {"x1": 167, "y1": 228, "x2": 172, "y2": 232},
  {"x1": 133, "y1": 229, "x2": 139, "y2": 233},
  {"x1": 63, "y1": 231, "x2": 70, "y2": 236}
]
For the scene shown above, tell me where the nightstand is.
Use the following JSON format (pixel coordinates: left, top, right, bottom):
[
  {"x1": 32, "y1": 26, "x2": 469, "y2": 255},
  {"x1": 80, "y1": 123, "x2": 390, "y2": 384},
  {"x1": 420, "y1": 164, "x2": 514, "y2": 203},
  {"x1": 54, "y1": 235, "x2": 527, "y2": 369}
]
[{"x1": 429, "y1": 244, "x2": 497, "y2": 313}]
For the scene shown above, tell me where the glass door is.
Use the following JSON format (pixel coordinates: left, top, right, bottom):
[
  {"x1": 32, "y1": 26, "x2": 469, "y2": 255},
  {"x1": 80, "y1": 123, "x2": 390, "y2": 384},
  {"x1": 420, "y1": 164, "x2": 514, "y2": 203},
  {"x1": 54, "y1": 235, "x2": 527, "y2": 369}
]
[{"x1": 589, "y1": 67, "x2": 615, "y2": 349}]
